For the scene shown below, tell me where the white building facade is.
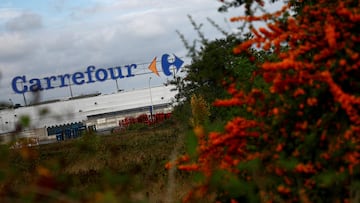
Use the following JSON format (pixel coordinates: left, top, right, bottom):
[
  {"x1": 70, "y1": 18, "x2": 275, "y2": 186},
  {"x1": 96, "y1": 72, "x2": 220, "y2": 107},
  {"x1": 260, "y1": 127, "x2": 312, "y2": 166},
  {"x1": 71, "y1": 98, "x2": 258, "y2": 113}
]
[{"x1": 0, "y1": 85, "x2": 177, "y2": 143}]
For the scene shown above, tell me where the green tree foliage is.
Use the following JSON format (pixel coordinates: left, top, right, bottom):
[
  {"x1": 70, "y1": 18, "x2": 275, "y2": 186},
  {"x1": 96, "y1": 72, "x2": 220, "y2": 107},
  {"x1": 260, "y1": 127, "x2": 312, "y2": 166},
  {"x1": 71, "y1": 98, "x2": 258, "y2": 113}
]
[{"x1": 171, "y1": 16, "x2": 265, "y2": 124}]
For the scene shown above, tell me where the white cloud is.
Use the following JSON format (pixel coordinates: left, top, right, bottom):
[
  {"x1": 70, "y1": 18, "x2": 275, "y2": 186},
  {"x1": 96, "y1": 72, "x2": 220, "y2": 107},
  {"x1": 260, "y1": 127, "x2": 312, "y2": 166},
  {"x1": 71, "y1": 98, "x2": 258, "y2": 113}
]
[
  {"x1": 124, "y1": 14, "x2": 167, "y2": 37},
  {"x1": 5, "y1": 11, "x2": 43, "y2": 32},
  {"x1": 0, "y1": 33, "x2": 37, "y2": 62},
  {"x1": 51, "y1": 0, "x2": 66, "y2": 12},
  {"x1": 0, "y1": 8, "x2": 21, "y2": 21}
]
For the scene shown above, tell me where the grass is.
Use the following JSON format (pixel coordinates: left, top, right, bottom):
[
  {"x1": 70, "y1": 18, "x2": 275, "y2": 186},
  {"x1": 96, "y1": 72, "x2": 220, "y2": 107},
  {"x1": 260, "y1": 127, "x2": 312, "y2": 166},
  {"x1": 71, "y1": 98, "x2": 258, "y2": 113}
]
[{"x1": 0, "y1": 122, "x2": 194, "y2": 203}]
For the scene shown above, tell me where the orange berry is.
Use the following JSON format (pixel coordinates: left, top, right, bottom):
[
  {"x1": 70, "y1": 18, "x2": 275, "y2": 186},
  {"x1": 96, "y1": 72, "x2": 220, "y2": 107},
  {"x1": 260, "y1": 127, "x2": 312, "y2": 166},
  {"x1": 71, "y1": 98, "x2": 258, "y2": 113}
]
[
  {"x1": 273, "y1": 108, "x2": 279, "y2": 115},
  {"x1": 339, "y1": 59, "x2": 347, "y2": 66}
]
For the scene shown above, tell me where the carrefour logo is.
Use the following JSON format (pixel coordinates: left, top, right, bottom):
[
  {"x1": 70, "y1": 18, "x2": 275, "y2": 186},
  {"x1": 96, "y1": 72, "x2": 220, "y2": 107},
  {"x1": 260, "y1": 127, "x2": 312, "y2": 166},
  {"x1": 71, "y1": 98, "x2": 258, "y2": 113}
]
[{"x1": 11, "y1": 53, "x2": 184, "y2": 94}]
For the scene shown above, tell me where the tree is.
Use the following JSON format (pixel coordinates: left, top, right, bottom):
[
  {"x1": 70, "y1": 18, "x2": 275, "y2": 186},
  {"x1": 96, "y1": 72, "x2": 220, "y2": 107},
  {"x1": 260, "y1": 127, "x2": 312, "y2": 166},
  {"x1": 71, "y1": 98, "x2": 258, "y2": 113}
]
[
  {"x1": 171, "y1": 16, "x2": 263, "y2": 124},
  {"x1": 173, "y1": 0, "x2": 360, "y2": 202}
]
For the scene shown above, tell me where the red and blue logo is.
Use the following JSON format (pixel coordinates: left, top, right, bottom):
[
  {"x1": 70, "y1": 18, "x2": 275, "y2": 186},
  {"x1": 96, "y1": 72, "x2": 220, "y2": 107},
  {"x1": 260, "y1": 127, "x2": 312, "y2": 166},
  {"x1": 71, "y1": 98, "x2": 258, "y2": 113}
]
[{"x1": 148, "y1": 53, "x2": 184, "y2": 77}]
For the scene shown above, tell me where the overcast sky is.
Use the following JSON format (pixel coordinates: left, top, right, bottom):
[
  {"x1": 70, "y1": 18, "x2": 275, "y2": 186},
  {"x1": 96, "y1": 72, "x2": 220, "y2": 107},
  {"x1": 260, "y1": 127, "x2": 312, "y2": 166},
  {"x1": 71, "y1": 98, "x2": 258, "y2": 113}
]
[{"x1": 0, "y1": 0, "x2": 281, "y2": 105}]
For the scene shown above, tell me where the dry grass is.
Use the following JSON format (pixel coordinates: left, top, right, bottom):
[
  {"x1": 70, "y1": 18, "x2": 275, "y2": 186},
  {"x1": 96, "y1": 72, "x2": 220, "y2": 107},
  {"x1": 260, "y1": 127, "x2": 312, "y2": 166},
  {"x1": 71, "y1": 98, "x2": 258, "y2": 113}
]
[{"x1": 0, "y1": 123, "x2": 194, "y2": 203}]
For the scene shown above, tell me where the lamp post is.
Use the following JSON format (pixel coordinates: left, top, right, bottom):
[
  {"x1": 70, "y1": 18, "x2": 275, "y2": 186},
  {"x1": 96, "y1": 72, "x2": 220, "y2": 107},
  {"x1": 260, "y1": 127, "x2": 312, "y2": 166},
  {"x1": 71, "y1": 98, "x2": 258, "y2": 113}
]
[
  {"x1": 115, "y1": 79, "x2": 119, "y2": 92},
  {"x1": 19, "y1": 81, "x2": 27, "y2": 106},
  {"x1": 68, "y1": 78, "x2": 73, "y2": 98},
  {"x1": 149, "y1": 77, "x2": 154, "y2": 121}
]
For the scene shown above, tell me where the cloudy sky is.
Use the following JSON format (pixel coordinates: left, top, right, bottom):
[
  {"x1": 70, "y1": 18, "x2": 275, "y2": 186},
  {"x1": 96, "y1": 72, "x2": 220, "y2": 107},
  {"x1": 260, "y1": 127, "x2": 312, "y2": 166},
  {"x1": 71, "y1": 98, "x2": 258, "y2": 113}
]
[{"x1": 0, "y1": 0, "x2": 281, "y2": 105}]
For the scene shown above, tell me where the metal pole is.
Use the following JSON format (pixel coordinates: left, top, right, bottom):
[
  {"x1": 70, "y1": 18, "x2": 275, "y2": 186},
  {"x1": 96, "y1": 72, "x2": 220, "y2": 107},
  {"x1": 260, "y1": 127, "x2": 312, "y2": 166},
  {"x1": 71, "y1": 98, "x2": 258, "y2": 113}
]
[
  {"x1": 20, "y1": 81, "x2": 27, "y2": 106},
  {"x1": 149, "y1": 77, "x2": 154, "y2": 121},
  {"x1": 115, "y1": 79, "x2": 119, "y2": 92},
  {"x1": 68, "y1": 78, "x2": 73, "y2": 98}
]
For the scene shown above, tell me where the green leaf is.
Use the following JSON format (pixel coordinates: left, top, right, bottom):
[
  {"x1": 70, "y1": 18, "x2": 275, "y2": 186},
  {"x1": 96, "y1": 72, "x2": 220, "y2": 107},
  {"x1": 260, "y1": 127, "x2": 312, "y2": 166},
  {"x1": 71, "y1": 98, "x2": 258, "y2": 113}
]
[
  {"x1": 225, "y1": 175, "x2": 247, "y2": 197},
  {"x1": 304, "y1": 132, "x2": 317, "y2": 149},
  {"x1": 38, "y1": 107, "x2": 50, "y2": 116},
  {"x1": 237, "y1": 158, "x2": 261, "y2": 171},
  {"x1": 186, "y1": 132, "x2": 198, "y2": 157},
  {"x1": 315, "y1": 170, "x2": 339, "y2": 187},
  {"x1": 277, "y1": 158, "x2": 299, "y2": 170},
  {"x1": 19, "y1": 115, "x2": 30, "y2": 128},
  {"x1": 193, "y1": 171, "x2": 206, "y2": 183}
]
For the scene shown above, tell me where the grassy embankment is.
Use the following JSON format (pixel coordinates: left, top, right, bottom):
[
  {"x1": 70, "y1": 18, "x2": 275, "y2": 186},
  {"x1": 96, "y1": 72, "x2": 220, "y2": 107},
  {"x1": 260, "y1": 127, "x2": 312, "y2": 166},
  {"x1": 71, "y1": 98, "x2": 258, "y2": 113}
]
[{"x1": 0, "y1": 121, "x2": 194, "y2": 203}]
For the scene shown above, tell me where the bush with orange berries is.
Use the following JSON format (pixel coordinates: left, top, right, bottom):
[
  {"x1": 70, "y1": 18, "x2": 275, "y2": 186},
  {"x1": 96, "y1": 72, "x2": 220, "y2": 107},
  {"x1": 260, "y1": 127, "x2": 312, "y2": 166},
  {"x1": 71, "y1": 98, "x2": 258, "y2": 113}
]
[{"x1": 173, "y1": 0, "x2": 360, "y2": 202}]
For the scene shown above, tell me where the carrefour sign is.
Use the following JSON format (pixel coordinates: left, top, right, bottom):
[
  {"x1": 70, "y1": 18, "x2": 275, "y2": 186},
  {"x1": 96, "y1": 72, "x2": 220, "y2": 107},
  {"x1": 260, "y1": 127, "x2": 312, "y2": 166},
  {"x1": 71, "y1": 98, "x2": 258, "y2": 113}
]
[{"x1": 11, "y1": 53, "x2": 184, "y2": 94}]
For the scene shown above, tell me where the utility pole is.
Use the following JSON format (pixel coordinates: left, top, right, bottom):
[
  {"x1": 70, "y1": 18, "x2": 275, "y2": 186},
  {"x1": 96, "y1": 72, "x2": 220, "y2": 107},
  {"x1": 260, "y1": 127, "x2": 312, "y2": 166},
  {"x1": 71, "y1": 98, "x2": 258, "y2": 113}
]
[
  {"x1": 149, "y1": 77, "x2": 154, "y2": 121},
  {"x1": 20, "y1": 81, "x2": 27, "y2": 106},
  {"x1": 68, "y1": 78, "x2": 73, "y2": 98}
]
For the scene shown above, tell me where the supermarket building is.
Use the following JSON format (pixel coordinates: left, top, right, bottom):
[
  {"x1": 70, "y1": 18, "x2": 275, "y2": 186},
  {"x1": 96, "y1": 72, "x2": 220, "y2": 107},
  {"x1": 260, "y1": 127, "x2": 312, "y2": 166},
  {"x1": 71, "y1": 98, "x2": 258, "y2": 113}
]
[{"x1": 0, "y1": 85, "x2": 176, "y2": 144}]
